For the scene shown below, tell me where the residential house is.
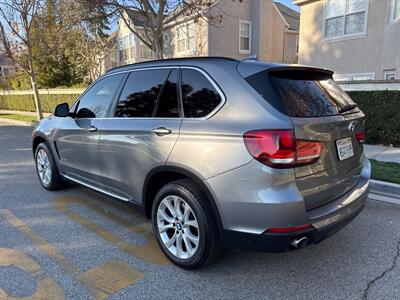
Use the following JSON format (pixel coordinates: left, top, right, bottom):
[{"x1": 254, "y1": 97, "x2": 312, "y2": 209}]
[
  {"x1": 99, "y1": 32, "x2": 119, "y2": 74},
  {"x1": 116, "y1": 10, "x2": 156, "y2": 66},
  {"x1": 0, "y1": 53, "x2": 16, "y2": 77},
  {"x1": 296, "y1": 0, "x2": 400, "y2": 81},
  {"x1": 110, "y1": 0, "x2": 300, "y2": 72}
]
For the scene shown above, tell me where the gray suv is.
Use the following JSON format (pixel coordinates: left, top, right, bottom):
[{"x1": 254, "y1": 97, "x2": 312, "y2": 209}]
[{"x1": 32, "y1": 57, "x2": 370, "y2": 269}]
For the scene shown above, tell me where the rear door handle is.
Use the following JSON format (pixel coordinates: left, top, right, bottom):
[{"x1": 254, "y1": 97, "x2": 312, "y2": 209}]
[
  {"x1": 87, "y1": 126, "x2": 98, "y2": 132},
  {"x1": 151, "y1": 127, "x2": 172, "y2": 136}
]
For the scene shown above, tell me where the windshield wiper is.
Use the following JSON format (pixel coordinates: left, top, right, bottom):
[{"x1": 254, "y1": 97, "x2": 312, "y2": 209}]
[{"x1": 339, "y1": 104, "x2": 358, "y2": 114}]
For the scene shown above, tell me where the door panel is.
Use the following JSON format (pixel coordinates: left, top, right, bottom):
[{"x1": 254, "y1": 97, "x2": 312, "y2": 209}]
[
  {"x1": 56, "y1": 118, "x2": 104, "y2": 180},
  {"x1": 97, "y1": 119, "x2": 182, "y2": 202},
  {"x1": 55, "y1": 73, "x2": 125, "y2": 180}
]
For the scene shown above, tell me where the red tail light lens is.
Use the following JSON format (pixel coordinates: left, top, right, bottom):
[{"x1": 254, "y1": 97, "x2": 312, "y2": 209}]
[
  {"x1": 243, "y1": 129, "x2": 323, "y2": 168},
  {"x1": 266, "y1": 224, "x2": 312, "y2": 233},
  {"x1": 296, "y1": 139, "x2": 324, "y2": 166},
  {"x1": 243, "y1": 130, "x2": 295, "y2": 168},
  {"x1": 356, "y1": 131, "x2": 365, "y2": 143}
]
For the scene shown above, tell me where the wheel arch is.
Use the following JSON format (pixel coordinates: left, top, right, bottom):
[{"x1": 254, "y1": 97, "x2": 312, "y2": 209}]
[
  {"x1": 142, "y1": 166, "x2": 224, "y2": 235},
  {"x1": 32, "y1": 135, "x2": 47, "y2": 156}
]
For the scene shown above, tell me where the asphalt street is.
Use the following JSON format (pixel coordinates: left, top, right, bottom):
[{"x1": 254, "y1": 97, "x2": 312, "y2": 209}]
[{"x1": 0, "y1": 120, "x2": 399, "y2": 300}]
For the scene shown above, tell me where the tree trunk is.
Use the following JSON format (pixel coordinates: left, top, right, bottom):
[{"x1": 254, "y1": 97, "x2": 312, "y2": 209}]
[
  {"x1": 154, "y1": 38, "x2": 164, "y2": 59},
  {"x1": 30, "y1": 70, "x2": 44, "y2": 120},
  {"x1": 27, "y1": 50, "x2": 43, "y2": 120}
]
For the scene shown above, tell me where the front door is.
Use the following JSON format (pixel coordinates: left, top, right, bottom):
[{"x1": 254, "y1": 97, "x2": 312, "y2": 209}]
[
  {"x1": 56, "y1": 73, "x2": 125, "y2": 181},
  {"x1": 98, "y1": 68, "x2": 182, "y2": 203}
]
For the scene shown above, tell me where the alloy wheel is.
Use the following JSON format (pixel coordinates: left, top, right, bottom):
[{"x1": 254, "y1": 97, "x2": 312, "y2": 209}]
[
  {"x1": 157, "y1": 195, "x2": 200, "y2": 259},
  {"x1": 36, "y1": 149, "x2": 52, "y2": 186}
]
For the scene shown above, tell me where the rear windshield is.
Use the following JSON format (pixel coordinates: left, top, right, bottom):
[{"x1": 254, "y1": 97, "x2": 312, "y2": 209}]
[{"x1": 244, "y1": 70, "x2": 358, "y2": 117}]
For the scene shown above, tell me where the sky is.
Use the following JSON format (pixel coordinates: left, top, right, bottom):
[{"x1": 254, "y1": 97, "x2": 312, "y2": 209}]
[{"x1": 274, "y1": 0, "x2": 300, "y2": 12}]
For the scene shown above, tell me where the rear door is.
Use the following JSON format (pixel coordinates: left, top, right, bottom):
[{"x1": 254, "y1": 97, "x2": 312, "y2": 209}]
[
  {"x1": 243, "y1": 67, "x2": 365, "y2": 210},
  {"x1": 97, "y1": 68, "x2": 182, "y2": 203}
]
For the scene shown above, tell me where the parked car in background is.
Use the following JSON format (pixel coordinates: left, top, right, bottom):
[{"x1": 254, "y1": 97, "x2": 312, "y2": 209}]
[{"x1": 32, "y1": 57, "x2": 370, "y2": 269}]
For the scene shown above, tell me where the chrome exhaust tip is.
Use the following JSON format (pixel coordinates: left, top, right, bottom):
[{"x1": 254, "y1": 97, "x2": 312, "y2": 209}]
[{"x1": 291, "y1": 237, "x2": 309, "y2": 249}]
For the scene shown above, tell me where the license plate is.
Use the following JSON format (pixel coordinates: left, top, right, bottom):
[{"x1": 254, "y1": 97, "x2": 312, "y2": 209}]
[{"x1": 336, "y1": 137, "x2": 354, "y2": 161}]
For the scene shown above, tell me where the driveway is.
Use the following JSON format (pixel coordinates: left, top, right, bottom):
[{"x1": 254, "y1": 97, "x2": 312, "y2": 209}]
[{"x1": 0, "y1": 120, "x2": 399, "y2": 300}]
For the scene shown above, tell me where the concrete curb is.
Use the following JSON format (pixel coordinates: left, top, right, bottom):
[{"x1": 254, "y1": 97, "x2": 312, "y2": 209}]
[
  {"x1": 369, "y1": 179, "x2": 400, "y2": 205},
  {"x1": 0, "y1": 118, "x2": 36, "y2": 127}
]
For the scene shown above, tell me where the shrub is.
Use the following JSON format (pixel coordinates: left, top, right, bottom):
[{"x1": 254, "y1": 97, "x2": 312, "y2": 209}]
[
  {"x1": 0, "y1": 93, "x2": 80, "y2": 113},
  {"x1": 348, "y1": 90, "x2": 400, "y2": 147}
]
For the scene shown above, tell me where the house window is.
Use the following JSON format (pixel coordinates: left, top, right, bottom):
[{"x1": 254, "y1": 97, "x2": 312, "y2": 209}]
[
  {"x1": 176, "y1": 23, "x2": 196, "y2": 53},
  {"x1": 139, "y1": 42, "x2": 152, "y2": 60},
  {"x1": 390, "y1": 0, "x2": 400, "y2": 22},
  {"x1": 163, "y1": 33, "x2": 170, "y2": 49},
  {"x1": 239, "y1": 20, "x2": 251, "y2": 53},
  {"x1": 383, "y1": 70, "x2": 396, "y2": 80},
  {"x1": 333, "y1": 73, "x2": 375, "y2": 81},
  {"x1": 324, "y1": 0, "x2": 368, "y2": 39},
  {"x1": 129, "y1": 34, "x2": 135, "y2": 60},
  {"x1": 295, "y1": 36, "x2": 299, "y2": 55}
]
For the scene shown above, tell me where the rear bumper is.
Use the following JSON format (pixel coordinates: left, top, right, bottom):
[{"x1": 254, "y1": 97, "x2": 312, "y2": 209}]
[
  {"x1": 250, "y1": 201, "x2": 365, "y2": 252},
  {"x1": 221, "y1": 158, "x2": 370, "y2": 252}
]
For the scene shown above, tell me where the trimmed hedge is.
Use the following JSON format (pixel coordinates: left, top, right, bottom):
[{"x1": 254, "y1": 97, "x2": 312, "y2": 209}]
[
  {"x1": 348, "y1": 91, "x2": 400, "y2": 147},
  {"x1": 0, "y1": 90, "x2": 399, "y2": 147},
  {"x1": 0, "y1": 93, "x2": 80, "y2": 113}
]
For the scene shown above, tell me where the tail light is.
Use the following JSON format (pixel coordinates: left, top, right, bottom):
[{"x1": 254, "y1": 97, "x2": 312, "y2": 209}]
[
  {"x1": 243, "y1": 129, "x2": 323, "y2": 168},
  {"x1": 355, "y1": 131, "x2": 365, "y2": 143},
  {"x1": 266, "y1": 224, "x2": 312, "y2": 233}
]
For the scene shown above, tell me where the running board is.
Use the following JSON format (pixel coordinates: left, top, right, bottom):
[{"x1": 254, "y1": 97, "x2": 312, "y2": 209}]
[{"x1": 63, "y1": 174, "x2": 133, "y2": 202}]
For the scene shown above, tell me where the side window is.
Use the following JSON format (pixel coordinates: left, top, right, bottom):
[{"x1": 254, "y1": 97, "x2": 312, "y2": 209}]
[
  {"x1": 181, "y1": 69, "x2": 222, "y2": 118},
  {"x1": 115, "y1": 69, "x2": 170, "y2": 118},
  {"x1": 76, "y1": 74, "x2": 124, "y2": 118},
  {"x1": 155, "y1": 69, "x2": 179, "y2": 118}
]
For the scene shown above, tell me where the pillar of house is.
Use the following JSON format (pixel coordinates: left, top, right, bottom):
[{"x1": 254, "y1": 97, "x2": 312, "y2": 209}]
[{"x1": 251, "y1": 0, "x2": 274, "y2": 61}]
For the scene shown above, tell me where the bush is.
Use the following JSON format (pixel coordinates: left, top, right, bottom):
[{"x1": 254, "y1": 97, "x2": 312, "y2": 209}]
[
  {"x1": 348, "y1": 90, "x2": 400, "y2": 147},
  {"x1": 0, "y1": 93, "x2": 80, "y2": 113}
]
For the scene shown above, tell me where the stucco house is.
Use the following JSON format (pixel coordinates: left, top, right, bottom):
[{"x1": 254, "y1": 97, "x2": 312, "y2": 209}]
[
  {"x1": 296, "y1": 0, "x2": 400, "y2": 81},
  {"x1": 0, "y1": 53, "x2": 16, "y2": 77},
  {"x1": 113, "y1": 0, "x2": 299, "y2": 69}
]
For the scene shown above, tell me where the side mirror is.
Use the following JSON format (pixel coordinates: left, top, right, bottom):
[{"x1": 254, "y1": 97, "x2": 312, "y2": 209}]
[{"x1": 54, "y1": 103, "x2": 70, "y2": 117}]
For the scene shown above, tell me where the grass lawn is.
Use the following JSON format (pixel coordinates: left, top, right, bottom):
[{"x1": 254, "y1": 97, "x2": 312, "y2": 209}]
[
  {"x1": 370, "y1": 159, "x2": 400, "y2": 185},
  {"x1": 0, "y1": 113, "x2": 38, "y2": 123}
]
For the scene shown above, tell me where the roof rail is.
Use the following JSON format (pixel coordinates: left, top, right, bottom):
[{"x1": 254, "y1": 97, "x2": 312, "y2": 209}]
[
  {"x1": 243, "y1": 55, "x2": 258, "y2": 61},
  {"x1": 106, "y1": 56, "x2": 239, "y2": 73}
]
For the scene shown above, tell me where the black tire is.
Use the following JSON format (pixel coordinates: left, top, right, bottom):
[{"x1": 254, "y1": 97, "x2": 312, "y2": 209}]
[
  {"x1": 34, "y1": 142, "x2": 68, "y2": 191},
  {"x1": 152, "y1": 179, "x2": 222, "y2": 269}
]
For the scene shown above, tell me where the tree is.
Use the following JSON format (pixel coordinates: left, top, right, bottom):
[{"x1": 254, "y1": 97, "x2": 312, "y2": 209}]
[
  {"x1": 74, "y1": 2, "x2": 115, "y2": 82},
  {"x1": 30, "y1": 0, "x2": 94, "y2": 87},
  {"x1": 82, "y1": 0, "x2": 231, "y2": 59},
  {"x1": 0, "y1": 0, "x2": 44, "y2": 119}
]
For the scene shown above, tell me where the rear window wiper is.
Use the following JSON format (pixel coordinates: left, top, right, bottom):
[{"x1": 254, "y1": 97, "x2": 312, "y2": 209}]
[{"x1": 338, "y1": 104, "x2": 358, "y2": 114}]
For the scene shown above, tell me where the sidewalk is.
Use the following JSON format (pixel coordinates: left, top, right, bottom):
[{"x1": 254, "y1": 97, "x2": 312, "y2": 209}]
[
  {"x1": 0, "y1": 109, "x2": 51, "y2": 117},
  {"x1": 365, "y1": 144, "x2": 400, "y2": 205},
  {"x1": 364, "y1": 144, "x2": 400, "y2": 164}
]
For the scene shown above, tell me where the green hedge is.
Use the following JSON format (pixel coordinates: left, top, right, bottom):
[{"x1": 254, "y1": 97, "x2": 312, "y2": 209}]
[
  {"x1": 0, "y1": 93, "x2": 80, "y2": 113},
  {"x1": 348, "y1": 90, "x2": 400, "y2": 147}
]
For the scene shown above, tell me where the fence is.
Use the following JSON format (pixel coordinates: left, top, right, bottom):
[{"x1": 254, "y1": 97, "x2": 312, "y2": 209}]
[{"x1": 339, "y1": 80, "x2": 400, "y2": 92}]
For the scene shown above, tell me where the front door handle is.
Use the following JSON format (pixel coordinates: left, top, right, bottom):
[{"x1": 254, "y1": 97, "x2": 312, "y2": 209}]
[
  {"x1": 151, "y1": 127, "x2": 172, "y2": 136},
  {"x1": 87, "y1": 126, "x2": 98, "y2": 132}
]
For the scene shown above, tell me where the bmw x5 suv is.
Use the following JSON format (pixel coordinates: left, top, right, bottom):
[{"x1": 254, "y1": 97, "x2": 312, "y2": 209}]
[{"x1": 33, "y1": 57, "x2": 370, "y2": 269}]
